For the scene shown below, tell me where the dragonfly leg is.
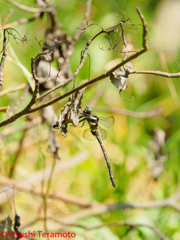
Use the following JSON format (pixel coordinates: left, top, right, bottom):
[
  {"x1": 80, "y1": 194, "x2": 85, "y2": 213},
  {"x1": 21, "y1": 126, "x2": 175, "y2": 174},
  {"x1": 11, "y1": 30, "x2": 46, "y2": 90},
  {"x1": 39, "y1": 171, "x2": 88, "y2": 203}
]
[
  {"x1": 78, "y1": 118, "x2": 86, "y2": 127},
  {"x1": 79, "y1": 118, "x2": 85, "y2": 122},
  {"x1": 53, "y1": 124, "x2": 59, "y2": 129}
]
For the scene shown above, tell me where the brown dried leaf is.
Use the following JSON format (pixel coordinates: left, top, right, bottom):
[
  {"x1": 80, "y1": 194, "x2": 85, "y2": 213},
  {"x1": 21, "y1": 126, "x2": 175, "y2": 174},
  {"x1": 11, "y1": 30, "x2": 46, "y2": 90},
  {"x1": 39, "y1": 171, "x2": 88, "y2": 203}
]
[
  {"x1": 54, "y1": 87, "x2": 86, "y2": 137},
  {"x1": 110, "y1": 67, "x2": 128, "y2": 91}
]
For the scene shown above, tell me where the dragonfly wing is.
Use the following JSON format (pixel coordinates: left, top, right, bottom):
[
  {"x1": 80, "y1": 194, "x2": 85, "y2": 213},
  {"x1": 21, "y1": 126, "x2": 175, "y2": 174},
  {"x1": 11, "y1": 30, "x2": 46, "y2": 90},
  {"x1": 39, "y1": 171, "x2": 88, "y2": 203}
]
[
  {"x1": 98, "y1": 126, "x2": 107, "y2": 141},
  {"x1": 99, "y1": 117, "x2": 115, "y2": 128},
  {"x1": 83, "y1": 128, "x2": 96, "y2": 141}
]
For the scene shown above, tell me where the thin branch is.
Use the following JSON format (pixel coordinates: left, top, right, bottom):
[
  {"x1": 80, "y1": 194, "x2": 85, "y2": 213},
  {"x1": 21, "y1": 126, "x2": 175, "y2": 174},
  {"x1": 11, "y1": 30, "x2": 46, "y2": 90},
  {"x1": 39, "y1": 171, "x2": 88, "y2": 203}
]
[
  {"x1": 2, "y1": 9, "x2": 14, "y2": 27},
  {"x1": 8, "y1": 84, "x2": 29, "y2": 117},
  {"x1": 50, "y1": 219, "x2": 169, "y2": 240},
  {"x1": 8, "y1": 130, "x2": 27, "y2": 178},
  {"x1": 0, "y1": 185, "x2": 14, "y2": 194},
  {"x1": 72, "y1": 0, "x2": 92, "y2": 45},
  {"x1": 88, "y1": 85, "x2": 104, "y2": 107},
  {"x1": 93, "y1": 106, "x2": 162, "y2": 118},
  {"x1": 0, "y1": 175, "x2": 92, "y2": 207},
  {"x1": 43, "y1": 155, "x2": 57, "y2": 239},
  {"x1": 4, "y1": 0, "x2": 54, "y2": 13},
  {"x1": 88, "y1": 222, "x2": 169, "y2": 240},
  {"x1": 153, "y1": 26, "x2": 180, "y2": 105},
  {"x1": 3, "y1": 13, "x2": 41, "y2": 29},
  {"x1": 26, "y1": 57, "x2": 40, "y2": 108},
  {"x1": 18, "y1": 191, "x2": 180, "y2": 239},
  {"x1": 2, "y1": 119, "x2": 40, "y2": 136},
  {"x1": 45, "y1": 159, "x2": 56, "y2": 199},
  {"x1": 0, "y1": 106, "x2": 10, "y2": 113},
  {"x1": 0, "y1": 83, "x2": 27, "y2": 97},
  {"x1": 129, "y1": 70, "x2": 180, "y2": 78},
  {"x1": 20, "y1": 217, "x2": 41, "y2": 230},
  {"x1": 55, "y1": 192, "x2": 180, "y2": 225},
  {"x1": 7, "y1": 56, "x2": 32, "y2": 79},
  {"x1": 0, "y1": 30, "x2": 7, "y2": 91},
  {"x1": 136, "y1": 6, "x2": 148, "y2": 50},
  {"x1": 120, "y1": 21, "x2": 128, "y2": 60}
]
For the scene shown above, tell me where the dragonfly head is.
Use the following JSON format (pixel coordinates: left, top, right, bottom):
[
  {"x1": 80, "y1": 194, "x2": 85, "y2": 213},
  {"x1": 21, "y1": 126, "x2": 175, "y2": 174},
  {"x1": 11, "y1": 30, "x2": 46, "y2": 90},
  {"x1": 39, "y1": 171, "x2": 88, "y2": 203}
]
[{"x1": 84, "y1": 107, "x2": 92, "y2": 115}]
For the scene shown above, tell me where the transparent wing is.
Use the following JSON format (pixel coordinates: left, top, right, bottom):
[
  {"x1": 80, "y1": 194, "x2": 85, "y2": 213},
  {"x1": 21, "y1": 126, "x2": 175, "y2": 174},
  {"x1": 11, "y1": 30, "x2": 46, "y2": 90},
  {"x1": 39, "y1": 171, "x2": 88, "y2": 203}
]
[
  {"x1": 83, "y1": 128, "x2": 96, "y2": 141},
  {"x1": 98, "y1": 126, "x2": 107, "y2": 141},
  {"x1": 99, "y1": 116, "x2": 115, "y2": 128}
]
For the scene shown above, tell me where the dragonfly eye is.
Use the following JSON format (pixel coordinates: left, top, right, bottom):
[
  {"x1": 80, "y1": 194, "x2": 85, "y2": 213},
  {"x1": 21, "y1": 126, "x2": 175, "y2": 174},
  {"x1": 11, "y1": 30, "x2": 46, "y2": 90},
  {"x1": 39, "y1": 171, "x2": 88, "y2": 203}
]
[{"x1": 86, "y1": 107, "x2": 92, "y2": 114}]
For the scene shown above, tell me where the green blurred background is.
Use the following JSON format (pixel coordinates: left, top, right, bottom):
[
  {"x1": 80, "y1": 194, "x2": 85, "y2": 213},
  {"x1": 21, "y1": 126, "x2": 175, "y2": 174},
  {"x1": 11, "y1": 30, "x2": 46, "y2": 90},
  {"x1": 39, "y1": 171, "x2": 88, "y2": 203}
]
[{"x1": 1, "y1": 0, "x2": 180, "y2": 239}]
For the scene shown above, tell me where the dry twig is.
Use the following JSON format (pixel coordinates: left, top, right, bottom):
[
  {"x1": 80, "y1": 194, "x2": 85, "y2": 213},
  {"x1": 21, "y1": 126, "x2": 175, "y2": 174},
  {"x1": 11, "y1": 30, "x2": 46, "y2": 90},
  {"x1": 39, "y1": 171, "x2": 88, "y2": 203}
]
[
  {"x1": 0, "y1": 106, "x2": 10, "y2": 113},
  {"x1": 50, "y1": 219, "x2": 169, "y2": 240},
  {"x1": 2, "y1": 9, "x2": 13, "y2": 27},
  {"x1": 4, "y1": 0, "x2": 53, "y2": 13},
  {"x1": 129, "y1": 70, "x2": 180, "y2": 78},
  {"x1": 58, "y1": 192, "x2": 180, "y2": 225},
  {"x1": 0, "y1": 83, "x2": 27, "y2": 97},
  {"x1": 72, "y1": 0, "x2": 92, "y2": 45},
  {"x1": 93, "y1": 106, "x2": 162, "y2": 118},
  {"x1": 0, "y1": 30, "x2": 7, "y2": 91},
  {"x1": 3, "y1": 13, "x2": 41, "y2": 29}
]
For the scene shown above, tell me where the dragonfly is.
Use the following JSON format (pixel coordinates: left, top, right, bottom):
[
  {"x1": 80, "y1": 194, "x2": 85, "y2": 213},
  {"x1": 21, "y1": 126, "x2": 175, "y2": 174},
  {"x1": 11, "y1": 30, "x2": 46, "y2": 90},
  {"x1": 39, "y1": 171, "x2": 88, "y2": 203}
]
[{"x1": 79, "y1": 107, "x2": 115, "y2": 187}]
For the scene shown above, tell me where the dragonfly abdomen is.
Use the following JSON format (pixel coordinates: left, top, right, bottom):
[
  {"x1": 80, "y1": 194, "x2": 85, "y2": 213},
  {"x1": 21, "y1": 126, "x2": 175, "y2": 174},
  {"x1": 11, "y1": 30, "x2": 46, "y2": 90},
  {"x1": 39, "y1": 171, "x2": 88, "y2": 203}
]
[
  {"x1": 91, "y1": 129, "x2": 99, "y2": 137},
  {"x1": 96, "y1": 137, "x2": 116, "y2": 187}
]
